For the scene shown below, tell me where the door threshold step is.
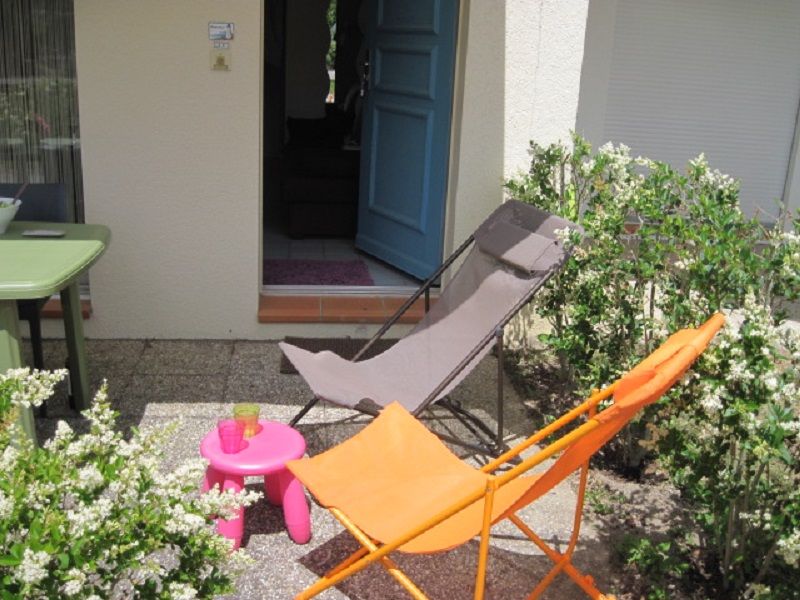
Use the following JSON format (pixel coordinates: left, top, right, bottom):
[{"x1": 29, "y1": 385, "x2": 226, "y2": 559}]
[{"x1": 258, "y1": 294, "x2": 435, "y2": 324}]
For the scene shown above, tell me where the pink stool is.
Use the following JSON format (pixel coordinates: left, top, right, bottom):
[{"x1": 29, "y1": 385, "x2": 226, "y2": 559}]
[{"x1": 199, "y1": 420, "x2": 311, "y2": 549}]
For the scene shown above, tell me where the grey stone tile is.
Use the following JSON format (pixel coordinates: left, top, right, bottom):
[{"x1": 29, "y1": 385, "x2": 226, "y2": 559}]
[
  {"x1": 230, "y1": 341, "x2": 284, "y2": 373},
  {"x1": 120, "y1": 374, "x2": 227, "y2": 417},
  {"x1": 87, "y1": 339, "x2": 146, "y2": 371},
  {"x1": 224, "y1": 371, "x2": 311, "y2": 407},
  {"x1": 136, "y1": 340, "x2": 233, "y2": 375}
]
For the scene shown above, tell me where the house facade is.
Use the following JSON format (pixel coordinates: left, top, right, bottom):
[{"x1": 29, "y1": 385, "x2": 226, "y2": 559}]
[{"x1": 31, "y1": 0, "x2": 800, "y2": 340}]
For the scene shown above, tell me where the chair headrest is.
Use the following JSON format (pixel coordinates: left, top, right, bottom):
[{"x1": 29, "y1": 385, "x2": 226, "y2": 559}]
[
  {"x1": 475, "y1": 224, "x2": 563, "y2": 274},
  {"x1": 473, "y1": 201, "x2": 581, "y2": 274}
]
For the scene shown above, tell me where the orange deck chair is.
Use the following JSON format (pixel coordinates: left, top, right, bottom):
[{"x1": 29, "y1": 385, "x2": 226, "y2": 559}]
[{"x1": 288, "y1": 313, "x2": 725, "y2": 600}]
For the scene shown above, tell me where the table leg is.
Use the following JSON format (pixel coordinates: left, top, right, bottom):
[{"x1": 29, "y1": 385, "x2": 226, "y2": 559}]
[
  {"x1": 60, "y1": 283, "x2": 90, "y2": 411},
  {"x1": 278, "y1": 468, "x2": 311, "y2": 544},
  {"x1": 217, "y1": 474, "x2": 245, "y2": 550},
  {"x1": 264, "y1": 473, "x2": 282, "y2": 505},
  {"x1": 0, "y1": 300, "x2": 36, "y2": 444},
  {"x1": 201, "y1": 466, "x2": 223, "y2": 493}
]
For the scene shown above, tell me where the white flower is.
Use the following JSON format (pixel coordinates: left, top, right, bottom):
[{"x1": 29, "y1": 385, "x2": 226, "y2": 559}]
[
  {"x1": 15, "y1": 548, "x2": 50, "y2": 585},
  {"x1": 699, "y1": 384, "x2": 723, "y2": 413},
  {"x1": 1, "y1": 367, "x2": 66, "y2": 408},
  {"x1": 0, "y1": 489, "x2": 13, "y2": 520},
  {"x1": 164, "y1": 503, "x2": 207, "y2": 536},
  {"x1": 66, "y1": 497, "x2": 114, "y2": 536},
  {"x1": 77, "y1": 464, "x2": 105, "y2": 491},
  {"x1": 44, "y1": 420, "x2": 74, "y2": 450},
  {"x1": 777, "y1": 529, "x2": 800, "y2": 567},
  {"x1": 0, "y1": 445, "x2": 21, "y2": 471},
  {"x1": 62, "y1": 568, "x2": 86, "y2": 596},
  {"x1": 168, "y1": 582, "x2": 199, "y2": 599}
]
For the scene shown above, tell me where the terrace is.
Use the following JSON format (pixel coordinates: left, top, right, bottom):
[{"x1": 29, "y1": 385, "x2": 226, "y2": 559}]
[
  {"x1": 2, "y1": 138, "x2": 799, "y2": 599},
  {"x1": 26, "y1": 337, "x2": 618, "y2": 599}
]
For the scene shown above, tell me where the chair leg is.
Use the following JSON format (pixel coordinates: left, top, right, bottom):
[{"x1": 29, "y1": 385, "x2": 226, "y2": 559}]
[
  {"x1": 508, "y1": 510, "x2": 613, "y2": 600},
  {"x1": 289, "y1": 396, "x2": 319, "y2": 427},
  {"x1": 474, "y1": 483, "x2": 496, "y2": 600},
  {"x1": 295, "y1": 508, "x2": 429, "y2": 600}
]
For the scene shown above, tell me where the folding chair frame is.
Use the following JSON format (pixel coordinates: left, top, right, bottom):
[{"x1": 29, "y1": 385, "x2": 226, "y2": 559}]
[
  {"x1": 295, "y1": 384, "x2": 620, "y2": 600},
  {"x1": 290, "y1": 234, "x2": 553, "y2": 457}
]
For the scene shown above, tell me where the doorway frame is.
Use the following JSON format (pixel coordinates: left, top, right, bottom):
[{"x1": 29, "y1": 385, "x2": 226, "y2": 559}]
[{"x1": 260, "y1": 0, "x2": 469, "y2": 296}]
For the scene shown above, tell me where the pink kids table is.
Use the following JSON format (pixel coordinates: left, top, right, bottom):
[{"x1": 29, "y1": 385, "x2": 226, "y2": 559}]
[{"x1": 200, "y1": 420, "x2": 311, "y2": 548}]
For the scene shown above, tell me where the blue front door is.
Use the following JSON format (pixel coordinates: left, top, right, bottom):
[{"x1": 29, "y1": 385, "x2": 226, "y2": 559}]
[{"x1": 355, "y1": 0, "x2": 459, "y2": 280}]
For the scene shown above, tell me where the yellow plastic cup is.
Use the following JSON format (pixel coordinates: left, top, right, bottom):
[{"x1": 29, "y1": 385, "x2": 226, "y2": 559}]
[{"x1": 233, "y1": 403, "x2": 260, "y2": 438}]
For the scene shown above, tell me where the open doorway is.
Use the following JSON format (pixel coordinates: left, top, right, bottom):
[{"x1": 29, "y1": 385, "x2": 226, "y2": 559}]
[
  {"x1": 263, "y1": 0, "x2": 459, "y2": 290},
  {"x1": 263, "y1": 0, "x2": 418, "y2": 289}
]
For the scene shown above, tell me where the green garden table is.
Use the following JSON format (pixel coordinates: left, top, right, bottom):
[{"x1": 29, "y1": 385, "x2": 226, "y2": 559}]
[{"x1": 0, "y1": 221, "x2": 110, "y2": 443}]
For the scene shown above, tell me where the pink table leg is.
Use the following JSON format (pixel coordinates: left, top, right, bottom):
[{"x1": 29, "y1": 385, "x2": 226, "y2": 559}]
[
  {"x1": 201, "y1": 466, "x2": 223, "y2": 493},
  {"x1": 278, "y1": 468, "x2": 311, "y2": 544},
  {"x1": 264, "y1": 473, "x2": 282, "y2": 506},
  {"x1": 217, "y1": 474, "x2": 245, "y2": 550}
]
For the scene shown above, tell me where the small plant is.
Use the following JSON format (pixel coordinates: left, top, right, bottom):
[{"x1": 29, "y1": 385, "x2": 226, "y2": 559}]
[
  {"x1": 0, "y1": 368, "x2": 260, "y2": 599},
  {"x1": 617, "y1": 534, "x2": 691, "y2": 600},
  {"x1": 585, "y1": 482, "x2": 626, "y2": 516}
]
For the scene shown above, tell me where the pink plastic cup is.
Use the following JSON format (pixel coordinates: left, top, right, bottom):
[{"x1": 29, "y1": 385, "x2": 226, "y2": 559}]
[{"x1": 217, "y1": 419, "x2": 244, "y2": 454}]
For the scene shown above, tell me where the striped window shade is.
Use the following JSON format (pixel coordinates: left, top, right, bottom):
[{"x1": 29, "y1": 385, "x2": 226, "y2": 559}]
[{"x1": 601, "y1": 0, "x2": 800, "y2": 222}]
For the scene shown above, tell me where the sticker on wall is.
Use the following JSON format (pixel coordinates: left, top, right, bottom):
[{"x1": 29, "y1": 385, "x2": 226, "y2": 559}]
[
  {"x1": 209, "y1": 22, "x2": 234, "y2": 41},
  {"x1": 210, "y1": 48, "x2": 231, "y2": 71}
]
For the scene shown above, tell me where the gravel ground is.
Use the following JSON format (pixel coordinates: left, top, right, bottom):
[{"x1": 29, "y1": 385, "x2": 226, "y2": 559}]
[{"x1": 27, "y1": 339, "x2": 620, "y2": 599}]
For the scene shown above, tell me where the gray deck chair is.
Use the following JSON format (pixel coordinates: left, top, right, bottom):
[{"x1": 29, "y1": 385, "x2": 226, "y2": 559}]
[{"x1": 281, "y1": 201, "x2": 581, "y2": 455}]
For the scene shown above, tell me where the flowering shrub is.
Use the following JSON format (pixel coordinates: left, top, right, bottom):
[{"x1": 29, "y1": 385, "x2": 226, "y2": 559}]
[
  {"x1": 506, "y1": 136, "x2": 800, "y2": 389},
  {"x1": 0, "y1": 369, "x2": 260, "y2": 599},
  {"x1": 506, "y1": 135, "x2": 800, "y2": 596},
  {"x1": 0, "y1": 368, "x2": 64, "y2": 430},
  {"x1": 657, "y1": 301, "x2": 800, "y2": 596}
]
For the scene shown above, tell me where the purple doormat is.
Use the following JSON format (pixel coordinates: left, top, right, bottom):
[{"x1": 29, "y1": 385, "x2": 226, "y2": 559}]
[{"x1": 264, "y1": 259, "x2": 375, "y2": 286}]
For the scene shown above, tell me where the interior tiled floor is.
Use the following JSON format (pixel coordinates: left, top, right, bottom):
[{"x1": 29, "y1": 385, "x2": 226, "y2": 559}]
[
  {"x1": 264, "y1": 221, "x2": 421, "y2": 288},
  {"x1": 23, "y1": 337, "x2": 617, "y2": 599}
]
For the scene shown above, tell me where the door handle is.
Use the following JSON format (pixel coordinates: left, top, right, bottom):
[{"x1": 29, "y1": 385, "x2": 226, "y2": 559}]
[{"x1": 360, "y1": 58, "x2": 370, "y2": 98}]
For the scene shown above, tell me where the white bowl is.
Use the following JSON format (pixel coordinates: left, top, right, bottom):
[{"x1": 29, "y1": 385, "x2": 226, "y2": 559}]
[{"x1": 0, "y1": 199, "x2": 19, "y2": 234}]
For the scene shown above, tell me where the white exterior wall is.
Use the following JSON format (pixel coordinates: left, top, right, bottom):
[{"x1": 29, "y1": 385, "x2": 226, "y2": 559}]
[
  {"x1": 70, "y1": 0, "x2": 265, "y2": 339},
  {"x1": 53, "y1": 1, "x2": 591, "y2": 339},
  {"x1": 503, "y1": 0, "x2": 589, "y2": 179},
  {"x1": 445, "y1": 0, "x2": 506, "y2": 250},
  {"x1": 448, "y1": 0, "x2": 589, "y2": 250}
]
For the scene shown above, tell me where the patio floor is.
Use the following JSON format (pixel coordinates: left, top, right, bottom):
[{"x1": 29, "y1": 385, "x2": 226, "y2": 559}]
[{"x1": 26, "y1": 338, "x2": 618, "y2": 599}]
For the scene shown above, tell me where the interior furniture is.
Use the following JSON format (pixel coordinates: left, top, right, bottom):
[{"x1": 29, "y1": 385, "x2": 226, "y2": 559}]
[
  {"x1": 199, "y1": 419, "x2": 311, "y2": 548},
  {"x1": 283, "y1": 111, "x2": 360, "y2": 238},
  {"x1": 282, "y1": 201, "x2": 579, "y2": 455},
  {"x1": 287, "y1": 314, "x2": 725, "y2": 600},
  {"x1": 0, "y1": 220, "x2": 110, "y2": 443}
]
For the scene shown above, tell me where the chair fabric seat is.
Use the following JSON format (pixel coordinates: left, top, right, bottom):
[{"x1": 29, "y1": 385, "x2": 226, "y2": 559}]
[{"x1": 288, "y1": 402, "x2": 539, "y2": 553}]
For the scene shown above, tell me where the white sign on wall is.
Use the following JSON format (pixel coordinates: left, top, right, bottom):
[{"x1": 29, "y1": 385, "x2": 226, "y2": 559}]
[{"x1": 209, "y1": 22, "x2": 234, "y2": 41}]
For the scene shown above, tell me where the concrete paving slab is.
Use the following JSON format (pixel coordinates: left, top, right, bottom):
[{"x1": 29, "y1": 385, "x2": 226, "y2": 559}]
[
  {"x1": 121, "y1": 373, "x2": 228, "y2": 417},
  {"x1": 136, "y1": 340, "x2": 234, "y2": 375}
]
